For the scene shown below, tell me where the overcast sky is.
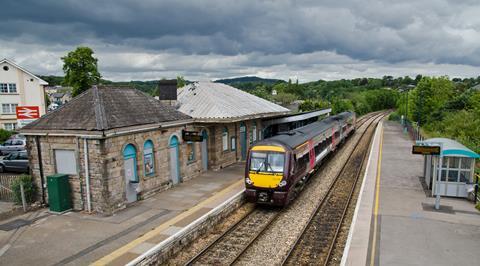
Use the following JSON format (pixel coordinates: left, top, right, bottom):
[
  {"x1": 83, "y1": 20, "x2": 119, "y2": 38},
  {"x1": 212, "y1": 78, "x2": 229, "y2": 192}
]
[{"x1": 2, "y1": 0, "x2": 480, "y2": 82}]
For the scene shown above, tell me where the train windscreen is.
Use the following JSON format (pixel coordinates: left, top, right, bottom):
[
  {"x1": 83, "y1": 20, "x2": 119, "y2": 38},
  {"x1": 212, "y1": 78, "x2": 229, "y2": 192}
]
[{"x1": 249, "y1": 152, "x2": 285, "y2": 173}]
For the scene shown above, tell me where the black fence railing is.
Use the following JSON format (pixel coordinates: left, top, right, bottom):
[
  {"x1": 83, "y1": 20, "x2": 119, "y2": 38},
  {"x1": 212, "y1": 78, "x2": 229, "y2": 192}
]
[{"x1": 403, "y1": 119, "x2": 425, "y2": 142}]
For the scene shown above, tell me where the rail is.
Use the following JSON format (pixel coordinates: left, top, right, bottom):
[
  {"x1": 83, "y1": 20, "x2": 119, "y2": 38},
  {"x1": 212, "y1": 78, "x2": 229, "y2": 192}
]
[{"x1": 282, "y1": 112, "x2": 387, "y2": 265}]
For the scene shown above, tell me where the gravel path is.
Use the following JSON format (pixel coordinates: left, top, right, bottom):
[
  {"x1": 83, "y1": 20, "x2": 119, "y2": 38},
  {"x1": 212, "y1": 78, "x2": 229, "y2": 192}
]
[{"x1": 234, "y1": 115, "x2": 379, "y2": 265}]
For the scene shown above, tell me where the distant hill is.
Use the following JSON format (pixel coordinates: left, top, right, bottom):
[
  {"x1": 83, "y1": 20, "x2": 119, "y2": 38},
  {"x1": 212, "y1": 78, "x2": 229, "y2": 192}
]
[{"x1": 214, "y1": 76, "x2": 284, "y2": 85}]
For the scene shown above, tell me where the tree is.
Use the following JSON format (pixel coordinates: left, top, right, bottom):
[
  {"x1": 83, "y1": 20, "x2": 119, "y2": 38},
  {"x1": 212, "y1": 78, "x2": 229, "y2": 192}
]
[
  {"x1": 62, "y1": 47, "x2": 101, "y2": 97},
  {"x1": 177, "y1": 76, "x2": 186, "y2": 88}
]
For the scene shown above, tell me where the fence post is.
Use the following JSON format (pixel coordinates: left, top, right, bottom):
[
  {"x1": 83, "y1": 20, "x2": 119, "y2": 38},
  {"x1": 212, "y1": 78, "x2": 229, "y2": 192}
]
[
  {"x1": 475, "y1": 174, "x2": 478, "y2": 205},
  {"x1": 20, "y1": 183, "x2": 27, "y2": 212}
]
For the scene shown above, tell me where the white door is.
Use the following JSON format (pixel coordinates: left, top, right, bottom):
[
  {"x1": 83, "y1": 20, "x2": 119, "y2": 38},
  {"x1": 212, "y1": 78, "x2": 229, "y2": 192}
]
[
  {"x1": 170, "y1": 146, "x2": 180, "y2": 185},
  {"x1": 124, "y1": 157, "x2": 137, "y2": 203}
]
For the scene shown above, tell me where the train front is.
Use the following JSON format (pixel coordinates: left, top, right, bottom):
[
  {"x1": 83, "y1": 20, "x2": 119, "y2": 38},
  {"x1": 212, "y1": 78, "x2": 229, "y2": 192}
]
[{"x1": 245, "y1": 144, "x2": 290, "y2": 206}]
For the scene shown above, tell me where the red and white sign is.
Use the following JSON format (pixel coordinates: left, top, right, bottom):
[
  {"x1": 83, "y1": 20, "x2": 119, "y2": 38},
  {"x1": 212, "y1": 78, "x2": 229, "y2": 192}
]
[{"x1": 16, "y1": 106, "x2": 40, "y2": 119}]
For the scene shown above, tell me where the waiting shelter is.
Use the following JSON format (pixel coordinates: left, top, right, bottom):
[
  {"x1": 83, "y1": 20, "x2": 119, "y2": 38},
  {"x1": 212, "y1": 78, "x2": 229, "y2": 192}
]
[{"x1": 421, "y1": 138, "x2": 479, "y2": 198}]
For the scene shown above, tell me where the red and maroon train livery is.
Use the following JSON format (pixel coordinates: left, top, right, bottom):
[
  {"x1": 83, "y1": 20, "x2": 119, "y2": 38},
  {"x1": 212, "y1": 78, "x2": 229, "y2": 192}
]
[{"x1": 245, "y1": 111, "x2": 356, "y2": 206}]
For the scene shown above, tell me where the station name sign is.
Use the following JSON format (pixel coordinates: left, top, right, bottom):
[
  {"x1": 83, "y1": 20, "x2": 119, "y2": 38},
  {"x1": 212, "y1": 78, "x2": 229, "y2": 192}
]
[
  {"x1": 412, "y1": 145, "x2": 441, "y2": 155},
  {"x1": 182, "y1": 130, "x2": 203, "y2": 142}
]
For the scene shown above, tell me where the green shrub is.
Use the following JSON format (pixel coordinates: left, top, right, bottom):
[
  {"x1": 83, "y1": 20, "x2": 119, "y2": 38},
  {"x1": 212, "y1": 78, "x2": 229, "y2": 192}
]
[
  {"x1": 388, "y1": 112, "x2": 401, "y2": 121},
  {"x1": 0, "y1": 129, "x2": 14, "y2": 143},
  {"x1": 11, "y1": 175, "x2": 37, "y2": 204},
  {"x1": 476, "y1": 202, "x2": 480, "y2": 211}
]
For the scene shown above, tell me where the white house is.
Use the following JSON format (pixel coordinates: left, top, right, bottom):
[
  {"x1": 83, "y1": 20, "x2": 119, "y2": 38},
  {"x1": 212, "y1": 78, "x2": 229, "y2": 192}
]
[{"x1": 0, "y1": 58, "x2": 48, "y2": 131}]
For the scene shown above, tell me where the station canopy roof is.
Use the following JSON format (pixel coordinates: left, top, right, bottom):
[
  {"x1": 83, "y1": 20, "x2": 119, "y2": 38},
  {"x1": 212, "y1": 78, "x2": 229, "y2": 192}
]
[
  {"x1": 423, "y1": 138, "x2": 480, "y2": 158},
  {"x1": 22, "y1": 85, "x2": 192, "y2": 134},
  {"x1": 176, "y1": 82, "x2": 290, "y2": 122}
]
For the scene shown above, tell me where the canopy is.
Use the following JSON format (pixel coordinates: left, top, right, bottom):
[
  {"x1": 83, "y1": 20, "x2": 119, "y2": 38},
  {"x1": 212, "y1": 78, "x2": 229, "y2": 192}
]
[{"x1": 422, "y1": 138, "x2": 479, "y2": 158}]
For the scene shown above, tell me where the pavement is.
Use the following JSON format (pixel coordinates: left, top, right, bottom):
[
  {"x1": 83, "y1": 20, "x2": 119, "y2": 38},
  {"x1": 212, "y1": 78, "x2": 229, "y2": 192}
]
[
  {"x1": 0, "y1": 163, "x2": 245, "y2": 265},
  {"x1": 343, "y1": 120, "x2": 480, "y2": 266}
]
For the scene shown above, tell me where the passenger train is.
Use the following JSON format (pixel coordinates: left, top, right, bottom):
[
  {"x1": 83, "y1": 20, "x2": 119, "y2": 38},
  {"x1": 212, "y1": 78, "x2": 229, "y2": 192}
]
[{"x1": 245, "y1": 111, "x2": 356, "y2": 206}]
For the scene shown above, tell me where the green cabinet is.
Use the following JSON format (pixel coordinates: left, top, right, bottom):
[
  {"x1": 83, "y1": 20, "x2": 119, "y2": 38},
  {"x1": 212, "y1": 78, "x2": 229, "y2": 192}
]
[{"x1": 47, "y1": 174, "x2": 72, "y2": 213}]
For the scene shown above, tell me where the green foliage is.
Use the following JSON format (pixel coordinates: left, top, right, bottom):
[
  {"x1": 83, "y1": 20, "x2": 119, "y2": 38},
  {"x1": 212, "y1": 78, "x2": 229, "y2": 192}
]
[
  {"x1": 388, "y1": 112, "x2": 401, "y2": 121},
  {"x1": 0, "y1": 129, "x2": 14, "y2": 143},
  {"x1": 272, "y1": 92, "x2": 296, "y2": 105},
  {"x1": 299, "y1": 99, "x2": 330, "y2": 112},
  {"x1": 62, "y1": 46, "x2": 101, "y2": 97},
  {"x1": 177, "y1": 76, "x2": 186, "y2": 88},
  {"x1": 11, "y1": 175, "x2": 37, "y2": 204},
  {"x1": 331, "y1": 98, "x2": 354, "y2": 114}
]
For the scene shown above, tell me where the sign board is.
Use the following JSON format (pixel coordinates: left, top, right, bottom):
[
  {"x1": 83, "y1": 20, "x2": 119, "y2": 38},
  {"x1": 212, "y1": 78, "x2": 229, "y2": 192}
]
[
  {"x1": 16, "y1": 106, "x2": 40, "y2": 119},
  {"x1": 412, "y1": 145, "x2": 441, "y2": 155},
  {"x1": 182, "y1": 130, "x2": 203, "y2": 142}
]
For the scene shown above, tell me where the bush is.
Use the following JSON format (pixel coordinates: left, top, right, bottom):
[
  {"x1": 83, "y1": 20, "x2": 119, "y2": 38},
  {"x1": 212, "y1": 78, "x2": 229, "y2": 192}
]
[
  {"x1": 11, "y1": 175, "x2": 37, "y2": 204},
  {"x1": 0, "y1": 129, "x2": 14, "y2": 143},
  {"x1": 388, "y1": 112, "x2": 401, "y2": 121}
]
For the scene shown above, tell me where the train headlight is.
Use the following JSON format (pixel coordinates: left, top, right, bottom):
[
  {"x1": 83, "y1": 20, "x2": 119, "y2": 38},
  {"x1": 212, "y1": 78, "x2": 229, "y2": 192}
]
[
  {"x1": 246, "y1": 177, "x2": 253, "y2": 185},
  {"x1": 278, "y1": 180, "x2": 287, "y2": 187}
]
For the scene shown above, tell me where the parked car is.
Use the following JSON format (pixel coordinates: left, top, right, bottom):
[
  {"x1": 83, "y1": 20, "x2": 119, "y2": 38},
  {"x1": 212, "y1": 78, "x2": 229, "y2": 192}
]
[
  {"x1": 0, "y1": 138, "x2": 26, "y2": 156},
  {"x1": 8, "y1": 134, "x2": 26, "y2": 140},
  {"x1": 0, "y1": 151, "x2": 29, "y2": 173}
]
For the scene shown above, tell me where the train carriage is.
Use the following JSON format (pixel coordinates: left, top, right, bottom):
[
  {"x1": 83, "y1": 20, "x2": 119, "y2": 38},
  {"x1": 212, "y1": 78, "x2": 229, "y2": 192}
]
[{"x1": 245, "y1": 111, "x2": 356, "y2": 206}]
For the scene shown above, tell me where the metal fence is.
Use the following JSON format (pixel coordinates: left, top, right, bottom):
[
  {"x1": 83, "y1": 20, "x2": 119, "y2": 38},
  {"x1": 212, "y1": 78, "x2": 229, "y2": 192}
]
[
  {"x1": 0, "y1": 174, "x2": 21, "y2": 201},
  {"x1": 403, "y1": 119, "x2": 425, "y2": 142}
]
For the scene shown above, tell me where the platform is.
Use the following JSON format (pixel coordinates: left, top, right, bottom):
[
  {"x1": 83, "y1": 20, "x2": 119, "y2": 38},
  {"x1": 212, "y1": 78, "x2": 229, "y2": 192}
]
[
  {"x1": 342, "y1": 121, "x2": 480, "y2": 265},
  {"x1": 0, "y1": 163, "x2": 244, "y2": 265}
]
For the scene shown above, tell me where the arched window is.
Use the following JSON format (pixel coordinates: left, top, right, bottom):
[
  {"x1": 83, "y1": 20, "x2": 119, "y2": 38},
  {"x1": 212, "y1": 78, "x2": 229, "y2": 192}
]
[
  {"x1": 222, "y1": 127, "x2": 229, "y2": 151},
  {"x1": 187, "y1": 141, "x2": 195, "y2": 163},
  {"x1": 143, "y1": 140, "x2": 154, "y2": 176},
  {"x1": 123, "y1": 144, "x2": 138, "y2": 183}
]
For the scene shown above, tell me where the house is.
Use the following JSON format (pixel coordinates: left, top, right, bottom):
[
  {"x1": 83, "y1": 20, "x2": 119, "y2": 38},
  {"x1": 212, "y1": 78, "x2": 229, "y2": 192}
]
[
  {"x1": 174, "y1": 81, "x2": 291, "y2": 170},
  {"x1": 0, "y1": 58, "x2": 48, "y2": 131},
  {"x1": 21, "y1": 85, "x2": 201, "y2": 215}
]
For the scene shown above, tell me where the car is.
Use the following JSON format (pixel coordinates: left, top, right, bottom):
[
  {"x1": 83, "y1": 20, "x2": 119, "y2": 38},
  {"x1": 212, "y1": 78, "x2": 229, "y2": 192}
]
[
  {"x1": 0, "y1": 151, "x2": 29, "y2": 173},
  {"x1": 0, "y1": 138, "x2": 26, "y2": 156}
]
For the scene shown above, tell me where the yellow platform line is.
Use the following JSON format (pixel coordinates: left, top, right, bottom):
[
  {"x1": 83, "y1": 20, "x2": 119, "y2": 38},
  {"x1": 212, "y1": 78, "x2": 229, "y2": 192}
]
[
  {"x1": 370, "y1": 123, "x2": 384, "y2": 266},
  {"x1": 92, "y1": 179, "x2": 244, "y2": 266}
]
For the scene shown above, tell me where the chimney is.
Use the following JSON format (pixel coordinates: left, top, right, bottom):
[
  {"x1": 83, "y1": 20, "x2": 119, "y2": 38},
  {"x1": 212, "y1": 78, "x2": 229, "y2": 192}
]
[{"x1": 158, "y1": 79, "x2": 177, "y2": 106}]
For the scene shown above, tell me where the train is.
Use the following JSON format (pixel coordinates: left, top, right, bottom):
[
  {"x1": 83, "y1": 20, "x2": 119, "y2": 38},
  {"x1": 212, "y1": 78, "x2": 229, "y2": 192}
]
[{"x1": 245, "y1": 111, "x2": 356, "y2": 206}]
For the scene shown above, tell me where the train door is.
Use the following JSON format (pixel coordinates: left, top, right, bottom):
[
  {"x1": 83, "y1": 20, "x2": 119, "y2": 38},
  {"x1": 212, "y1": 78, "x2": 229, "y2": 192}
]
[{"x1": 240, "y1": 122, "x2": 247, "y2": 160}]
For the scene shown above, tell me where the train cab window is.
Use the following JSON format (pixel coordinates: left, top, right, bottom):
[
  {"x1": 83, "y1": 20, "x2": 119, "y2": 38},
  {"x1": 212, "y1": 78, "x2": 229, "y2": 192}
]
[{"x1": 250, "y1": 151, "x2": 285, "y2": 173}]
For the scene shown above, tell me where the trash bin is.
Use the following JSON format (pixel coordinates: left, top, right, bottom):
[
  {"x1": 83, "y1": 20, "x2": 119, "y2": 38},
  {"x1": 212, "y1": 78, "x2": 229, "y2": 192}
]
[{"x1": 47, "y1": 174, "x2": 72, "y2": 213}]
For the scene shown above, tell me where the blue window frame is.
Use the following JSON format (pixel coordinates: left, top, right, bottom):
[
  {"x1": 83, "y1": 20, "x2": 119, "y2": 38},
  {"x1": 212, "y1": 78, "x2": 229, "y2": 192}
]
[{"x1": 143, "y1": 140, "x2": 154, "y2": 176}]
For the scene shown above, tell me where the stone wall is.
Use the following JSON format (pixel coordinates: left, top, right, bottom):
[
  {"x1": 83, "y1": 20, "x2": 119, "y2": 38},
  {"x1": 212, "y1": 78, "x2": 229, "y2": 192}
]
[{"x1": 26, "y1": 124, "x2": 205, "y2": 215}]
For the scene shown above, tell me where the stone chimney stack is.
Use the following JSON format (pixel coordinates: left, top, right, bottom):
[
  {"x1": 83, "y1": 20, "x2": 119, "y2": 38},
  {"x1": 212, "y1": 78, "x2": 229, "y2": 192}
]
[{"x1": 158, "y1": 79, "x2": 177, "y2": 106}]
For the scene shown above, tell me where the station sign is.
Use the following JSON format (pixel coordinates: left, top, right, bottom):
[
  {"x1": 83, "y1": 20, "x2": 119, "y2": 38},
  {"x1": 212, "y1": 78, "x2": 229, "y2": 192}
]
[
  {"x1": 16, "y1": 106, "x2": 40, "y2": 119},
  {"x1": 182, "y1": 130, "x2": 203, "y2": 142},
  {"x1": 412, "y1": 145, "x2": 441, "y2": 155}
]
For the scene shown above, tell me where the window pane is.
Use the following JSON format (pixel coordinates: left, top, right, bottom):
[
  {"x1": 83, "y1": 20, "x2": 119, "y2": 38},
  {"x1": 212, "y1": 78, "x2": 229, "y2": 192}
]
[
  {"x1": 440, "y1": 170, "x2": 447, "y2": 181},
  {"x1": 222, "y1": 132, "x2": 228, "y2": 151},
  {"x1": 441, "y1": 158, "x2": 448, "y2": 168},
  {"x1": 461, "y1": 158, "x2": 472, "y2": 169},
  {"x1": 2, "y1": 104, "x2": 9, "y2": 113},
  {"x1": 8, "y1": 83, "x2": 16, "y2": 93},
  {"x1": 447, "y1": 170, "x2": 458, "y2": 182},
  {"x1": 0, "y1": 83, "x2": 7, "y2": 93},
  {"x1": 459, "y1": 171, "x2": 470, "y2": 183},
  {"x1": 448, "y1": 157, "x2": 459, "y2": 168},
  {"x1": 187, "y1": 142, "x2": 195, "y2": 162}
]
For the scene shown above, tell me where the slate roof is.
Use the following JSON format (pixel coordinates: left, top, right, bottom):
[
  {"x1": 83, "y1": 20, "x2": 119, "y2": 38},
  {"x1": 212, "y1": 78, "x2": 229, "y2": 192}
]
[
  {"x1": 22, "y1": 86, "x2": 191, "y2": 132},
  {"x1": 176, "y1": 82, "x2": 290, "y2": 122}
]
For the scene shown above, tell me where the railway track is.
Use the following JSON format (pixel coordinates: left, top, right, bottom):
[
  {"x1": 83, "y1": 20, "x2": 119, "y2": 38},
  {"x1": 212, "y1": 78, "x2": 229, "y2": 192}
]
[
  {"x1": 282, "y1": 112, "x2": 386, "y2": 266},
  {"x1": 185, "y1": 207, "x2": 280, "y2": 265},
  {"x1": 184, "y1": 111, "x2": 384, "y2": 266}
]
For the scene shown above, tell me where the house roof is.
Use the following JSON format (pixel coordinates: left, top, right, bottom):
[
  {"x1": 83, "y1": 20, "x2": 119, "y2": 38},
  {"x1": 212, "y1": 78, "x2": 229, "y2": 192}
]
[
  {"x1": 0, "y1": 58, "x2": 48, "y2": 85},
  {"x1": 51, "y1": 92, "x2": 65, "y2": 98},
  {"x1": 423, "y1": 138, "x2": 479, "y2": 158},
  {"x1": 22, "y1": 85, "x2": 192, "y2": 133},
  {"x1": 176, "y1": 82, "x2": 290, "y2": 122}
]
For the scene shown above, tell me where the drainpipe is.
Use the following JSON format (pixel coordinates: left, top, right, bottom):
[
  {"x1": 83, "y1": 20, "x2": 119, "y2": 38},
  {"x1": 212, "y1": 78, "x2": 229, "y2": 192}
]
[
  {"x1": 35, "y1": 136, "x2": 46, "y2": 204},
  {"x1": 84, "y1": 138, "x2": 92, "y2": 213}
]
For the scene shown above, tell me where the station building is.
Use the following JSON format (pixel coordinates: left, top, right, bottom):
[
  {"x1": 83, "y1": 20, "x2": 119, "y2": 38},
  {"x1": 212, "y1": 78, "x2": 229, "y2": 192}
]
[
  {"x1": 173, "y1": 81, "x2": 291, "y2": 170},
  {"x1": 21, "y1": 85, "x2": 200, "y2": 214},
  {"x1": 421, "y1": 138, "x2": 479, "y2": 198}
]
